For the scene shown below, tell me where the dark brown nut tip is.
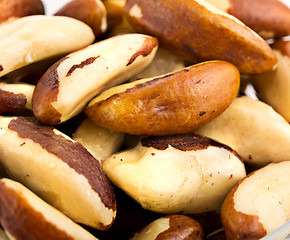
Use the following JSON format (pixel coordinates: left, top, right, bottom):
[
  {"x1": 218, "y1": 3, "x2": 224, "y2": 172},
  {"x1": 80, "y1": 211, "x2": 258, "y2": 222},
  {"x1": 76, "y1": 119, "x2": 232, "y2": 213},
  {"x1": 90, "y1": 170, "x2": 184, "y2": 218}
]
[
  {"x1": 0, "y1": 0, "x2": 44, "y2": 23},
  {"x1": 55, "y1": 0, "x2": 107, "y2": 40},
  {"x1": 130, "y1": 215, "x2": 203, "y2": 240}
]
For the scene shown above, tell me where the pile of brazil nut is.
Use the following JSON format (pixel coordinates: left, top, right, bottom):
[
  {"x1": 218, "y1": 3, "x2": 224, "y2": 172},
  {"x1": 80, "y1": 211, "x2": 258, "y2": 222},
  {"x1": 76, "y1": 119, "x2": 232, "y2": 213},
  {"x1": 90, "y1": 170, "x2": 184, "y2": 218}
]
[{"x1": 0, "y1": 0, "x2": 290, "y2": 239}]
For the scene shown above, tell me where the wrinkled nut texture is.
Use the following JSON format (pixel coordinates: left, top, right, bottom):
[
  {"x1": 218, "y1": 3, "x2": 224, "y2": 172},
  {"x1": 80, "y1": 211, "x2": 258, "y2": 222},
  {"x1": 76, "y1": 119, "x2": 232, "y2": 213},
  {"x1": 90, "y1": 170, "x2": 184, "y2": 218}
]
[
  {"x1": 72, "y1": 118, "x2": 125, "y2": 165},
  {"x1": 124, "y1": 0, "x2": 277, "y2": 74},
  {"x1": 195, "y1": 96, "x2": 290, "y2": 167},
  {"x1": 0, "y1": 83, "x2": 34, "y2": 116},
  {"x1": 103, "y1": 134, "x2": 246, "y2": 214},
  {"x1": 221, "y1": 161, "x2": 290, "y2": 240},
  {"x1": 55, "y1": 0, "x2": 107, "y2": 40},
  {"x1": 0, "y1": 117, "x2": 116, "y2": 230},
  {"x1": 0, "y1": 0, "x2": 44, "y2": 23},
  {"x1": 32, "y1": 33, "x2": 158, "y2": 125},
  {"x1": 251, "y1": 39, "x2": 290, "y2": 122},
  {"x1": 0, "y1": 178, "x2": 99, "y2": 240},
  {"x1": 204, "y1": 0, "x2": 290, "y2": 39},
  {"x1": 131, "y1": 215, "x2": 203, "y2": 240},
  {"x1": 85, "y1": 60, "x2": 240, "y2": 136},
  {"x1": 0, "y1": 15, "x2": 95, "y2": 77}
]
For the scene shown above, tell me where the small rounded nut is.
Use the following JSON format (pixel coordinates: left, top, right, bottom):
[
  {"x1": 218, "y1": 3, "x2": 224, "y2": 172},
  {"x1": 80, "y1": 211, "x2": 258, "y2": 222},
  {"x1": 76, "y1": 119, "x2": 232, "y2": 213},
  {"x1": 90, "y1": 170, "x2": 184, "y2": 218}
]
[
  {"x1": 0, "y1": 15, "x2": 95, "y2": 78},
  {"x1": 130, "y1": 215, "x2": 203, "y2": 240},
  {"x1": 72, "y1": 118, "x2": 125, "y2": 165},
  {"x1": 0, "y1": 178, "x2": 99, "y2": 240},
  {"x1": 103, "y1": 134, "x2": 246, "y2": 214},
  {"x1": 0, "y1": 116, "x2": 116, "y2": 230},
  {"x1": 251, "y1": 39, "x2": 290, "y2": 122},
  {"x1": 0, "y1": 82, "x2": 34, "y2": 116},
  {"x1": 0, "y1": 0, "x2": 44, "y2": 23},
  {"x1": 124, "y1": 0, "x2": 277, "y2": 74},
  {"x1": 221, "y1": 161, "x2": 290, "y2": 239},
  {"x1": 195, "y1": 96, "x2": 290, "y2": 167},
  {"x1": 55, "y1": 0, "x2": 107, "y2": 40},
  {"x1": 32, "y1": 33, "x2": 158, "y2": 125},
  {"x1": 204, "y1": 0, "x2": 290, "y2": 39},
  {"x1": 85, "y1": 60, "x2": 240, "y2": 136}
]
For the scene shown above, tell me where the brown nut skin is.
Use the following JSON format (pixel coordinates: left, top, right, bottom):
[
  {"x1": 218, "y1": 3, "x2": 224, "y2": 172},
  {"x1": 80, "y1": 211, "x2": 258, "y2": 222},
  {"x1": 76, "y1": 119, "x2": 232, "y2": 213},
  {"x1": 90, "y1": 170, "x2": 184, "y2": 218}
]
[
  {"x1": 204, "y1": 0, "x2": 290, "y2": 39},
  {"x1": 85, "y1": 60, "x2": 240, "y2": 136},
  {"x1": 0, "y1": 178, "x2": 99, "y2": 240},
  {"x1": 221, "y1": 161, "x2": 290, "y2": 240},
  {"x1": 0, "y1": 0, "x2": 44, "y2": 23},
  {"x1": 55, "y1": 0, "x2": 107, "y2": 40},
  {"x1": 130, "y1": 215, "x2": 203, "y2": 240},
  {"x1": 124, "y1": 0, "x2": 277, "y2": 74}
]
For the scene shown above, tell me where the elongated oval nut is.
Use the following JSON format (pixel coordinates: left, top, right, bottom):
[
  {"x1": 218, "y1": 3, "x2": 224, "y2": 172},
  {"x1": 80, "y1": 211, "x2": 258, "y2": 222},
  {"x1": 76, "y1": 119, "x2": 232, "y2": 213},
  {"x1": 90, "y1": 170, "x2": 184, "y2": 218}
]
[
  {"x1": 0, "y1": 15, "x2": 95, "y2": 77},
  {"x1": 203, "y1": 0, "x2": 290, "y2": 39},
  {"x1": 251, "y1": 39, "x2": 290, "y2": 122},
  {"x1": 221, "y1": 161, "x2": 290, "y2": 239},
  {"x1": 85, "y1": 60, "x2": 240, "y2": 136},
  {"x1": 0, "y1": 178, "x2": 99, "y2": 240},
  {"x1": 0, "y1": 83, "x2": 34, "y2": 116},
  {"x1": 32, "y1": 33, "x2": 158, "y2": 125},
  {"x1": 55, "y1": 0, "x2": 107, "y2": 40},
  {"x1": 131, "y1": 215, "x2": 203, "y2": 240},
  {"x1": 72, "y1": 118, "x2": 125, "y2": 165},
  {"x1": 195, "y1": 96, "x2": 290, "y2": 167},
  {"x1": 124, "y1": 0, "x2": 277, "y2": 74},
  {"x1": 0, "y1": 0, "x2": 44, "y2": 23},
  {"x1": 103, "y1": 134, "x2": 246, "y2": 214},
  {"x1": 0, "y1": 116, "x2": 116, "y2": 230}
]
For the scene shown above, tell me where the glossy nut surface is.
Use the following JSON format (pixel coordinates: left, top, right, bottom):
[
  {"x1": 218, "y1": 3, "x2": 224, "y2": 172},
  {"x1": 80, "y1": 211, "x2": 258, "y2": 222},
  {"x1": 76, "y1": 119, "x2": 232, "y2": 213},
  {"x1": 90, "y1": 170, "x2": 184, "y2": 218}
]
[
  {"x1": 32, "y1": 33, "x2": 158, "y2": 125},
  {"x1": 55, "y1": 0, "x2": 107, "y2": 40},
  {"x1": 221, "y1": 161, "x2": 290, "y2": 240},
  {"x1": 103, "y1": 133, "x2": 246, "y2": 214},
  {"x1": 0, "y1": 116, "x2": 116, "y2": 230},
  {"x1": 0, "y1": 178, "x2": 99, "y2": 240},
  {"x1": 124, "y1": 0, "x2": 277, "y2": 74},
  {"x1": 131, "y1": 215, "x2": 203, "y2": 240},
  {"x1": 195, "y1": 96, "x2": 290, "y2": 167},
  {"x1": 0, "y1": 15, "x2": 95, "y2": 78},
  {"x1": 85, "y1": 60, "x2": 240, "y2": 136},
  {"x1": 0, "y1": 83, "x2": 34, "y2": 116}
]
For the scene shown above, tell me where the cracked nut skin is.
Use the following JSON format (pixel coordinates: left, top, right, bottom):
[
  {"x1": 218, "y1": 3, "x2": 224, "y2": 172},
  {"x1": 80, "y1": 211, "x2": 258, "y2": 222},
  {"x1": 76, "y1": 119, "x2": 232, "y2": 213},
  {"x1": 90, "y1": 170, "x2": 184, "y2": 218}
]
[
  {"x1": 103, "y1": 133, "x2": 246, "y2": 214},
  {"x1": 55, "y1": 0, "x2": 107, "y2": 40},
  {"x1": 0, "y1": 15, "x2": 95, "y2": 78},
  {"x1": 130, "y1": 215, "x2": 203, "y2": 240},
  {"x1": 85, "y1": 60, "x2": 240, "y2": 136},
  {"x1": 0, "y1": 116, "x2": 116, "y2": 230},
  {"x1": 251, "y1": 39, "x2": 290, "y2": 122},
  {"x1": 124, "y1": 0, "x2": 277, "y2": 74},
  {"x1": 221, "y1": 161, "x2": 290, "y2": 240},
  {"x1": 32, "y1": 33, "x2": 158, "y2": 125},
  {"x1": 0, "y1": 83, "x2": 34, "y2": 116},
  {"x1": 195, "y1": 96, "x2": 290, "y2": 167},
  {"x1": 204, "y1": 0, "x2": 290, "y2": 39},
  {"x1": 0, "y1": 178, "x2": 99, "y2": 240},
  {"x1": 0, "y1": 0, "x2": 44, "y2": 23}
]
